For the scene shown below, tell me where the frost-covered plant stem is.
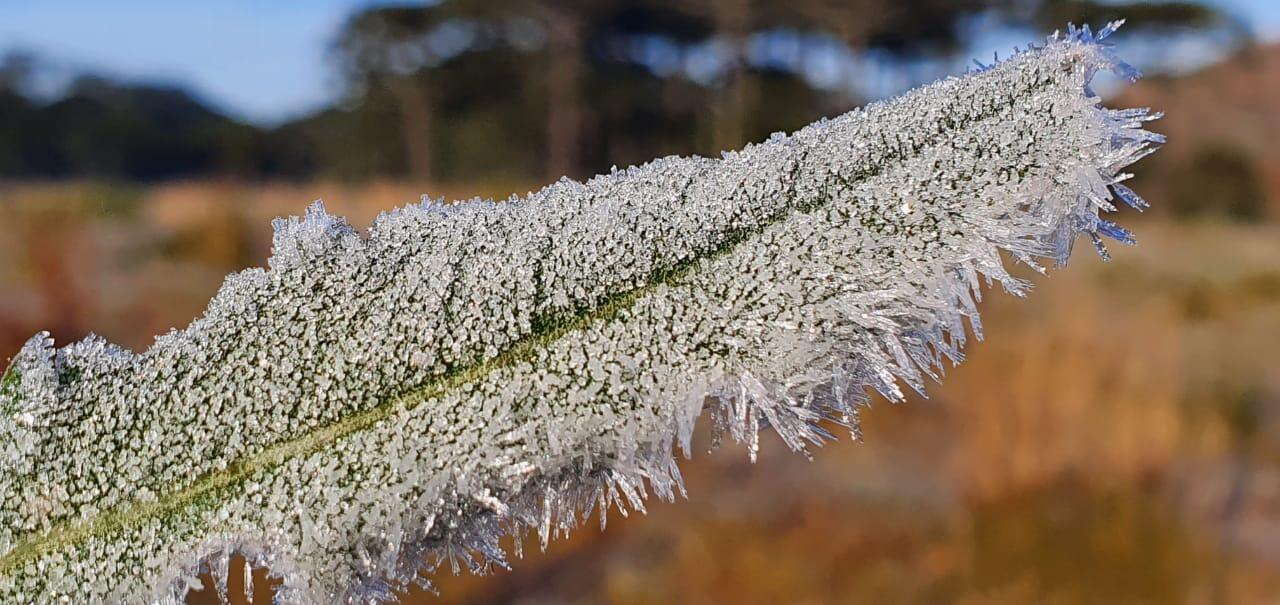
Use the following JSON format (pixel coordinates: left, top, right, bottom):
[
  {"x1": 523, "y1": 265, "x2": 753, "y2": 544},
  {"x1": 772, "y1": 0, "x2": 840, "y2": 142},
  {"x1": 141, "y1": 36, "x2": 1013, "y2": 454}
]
[{"x1": 0, "y1": 23, "x2": 1160, "y2": 604}]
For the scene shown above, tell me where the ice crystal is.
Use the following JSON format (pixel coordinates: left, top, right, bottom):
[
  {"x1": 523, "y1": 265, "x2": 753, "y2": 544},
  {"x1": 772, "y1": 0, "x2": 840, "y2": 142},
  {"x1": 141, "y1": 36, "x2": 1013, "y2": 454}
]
[{"x1": 0, "y1": 23, "x2": 1161, "y2": 604}]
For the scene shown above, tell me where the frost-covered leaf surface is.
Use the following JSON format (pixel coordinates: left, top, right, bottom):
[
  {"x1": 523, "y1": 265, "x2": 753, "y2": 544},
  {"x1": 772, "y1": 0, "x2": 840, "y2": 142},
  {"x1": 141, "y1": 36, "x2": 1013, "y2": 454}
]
[{"x1": 0, "y1": 23, "x2": 1161, "y2": 605}]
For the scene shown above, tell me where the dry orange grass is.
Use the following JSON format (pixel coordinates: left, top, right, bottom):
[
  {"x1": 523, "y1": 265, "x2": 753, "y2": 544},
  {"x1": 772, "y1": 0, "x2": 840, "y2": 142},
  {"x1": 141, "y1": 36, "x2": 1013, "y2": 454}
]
[{"x1": 945, "y1": 262, "x2": 1184, "y2": 500}]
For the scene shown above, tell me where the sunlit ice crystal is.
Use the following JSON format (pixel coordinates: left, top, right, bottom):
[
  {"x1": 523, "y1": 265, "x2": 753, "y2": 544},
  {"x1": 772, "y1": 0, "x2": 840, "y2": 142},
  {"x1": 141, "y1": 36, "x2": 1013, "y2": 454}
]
[{"x1": 0, "y1": 22, "x2": 1161, "y2": 604}]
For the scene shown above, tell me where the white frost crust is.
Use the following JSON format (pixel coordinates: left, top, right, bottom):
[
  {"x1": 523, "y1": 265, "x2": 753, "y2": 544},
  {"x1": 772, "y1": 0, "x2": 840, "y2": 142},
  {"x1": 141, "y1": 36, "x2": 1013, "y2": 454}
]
[{"x1": 0, "y1": 23, "x2": 1161, "y2": 604}]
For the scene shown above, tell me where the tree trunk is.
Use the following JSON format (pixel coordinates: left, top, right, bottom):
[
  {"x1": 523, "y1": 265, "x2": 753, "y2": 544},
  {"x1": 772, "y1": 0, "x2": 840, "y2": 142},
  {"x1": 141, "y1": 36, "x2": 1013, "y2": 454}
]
[
  {"x1": 712, "y1": 0, "x2": 751, "y2": 152},
  {"x1": 393, "y1": 75, "x2": 434, "y2": 183},
  {"x1": 543, "y1": 6, "x2": 584, "y2": 180}
]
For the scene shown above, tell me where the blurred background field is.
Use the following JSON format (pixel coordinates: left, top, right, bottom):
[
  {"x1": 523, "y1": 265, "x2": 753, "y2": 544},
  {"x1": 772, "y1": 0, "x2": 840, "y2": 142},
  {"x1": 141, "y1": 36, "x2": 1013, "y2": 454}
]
[{"x1": 1, "y1": 1, "x2": 1279, "y2": 603}]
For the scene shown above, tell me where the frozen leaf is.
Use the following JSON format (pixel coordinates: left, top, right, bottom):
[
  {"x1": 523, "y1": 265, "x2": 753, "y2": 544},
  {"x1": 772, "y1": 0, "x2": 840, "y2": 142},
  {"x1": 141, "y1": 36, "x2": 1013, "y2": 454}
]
[{"x1": 0, "y1": 22, "x2": 1161, "y2": 605}]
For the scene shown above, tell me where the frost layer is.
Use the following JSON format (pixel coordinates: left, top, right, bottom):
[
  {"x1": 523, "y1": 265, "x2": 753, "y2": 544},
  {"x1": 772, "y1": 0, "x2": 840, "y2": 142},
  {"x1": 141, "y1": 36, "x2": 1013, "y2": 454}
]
[{"x1": 0, "y1": 23, "x2": 1161, "y2": 604}]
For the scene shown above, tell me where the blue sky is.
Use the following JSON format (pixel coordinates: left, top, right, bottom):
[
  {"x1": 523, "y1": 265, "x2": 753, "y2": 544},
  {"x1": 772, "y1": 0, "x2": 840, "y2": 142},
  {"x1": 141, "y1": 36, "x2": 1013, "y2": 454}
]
[
  {"x1": 1, "y1": 0, "x2": 1276, "y2": 125},
  {"x1": 0, "y1": 0, "x2": 376, "y2": 123}
]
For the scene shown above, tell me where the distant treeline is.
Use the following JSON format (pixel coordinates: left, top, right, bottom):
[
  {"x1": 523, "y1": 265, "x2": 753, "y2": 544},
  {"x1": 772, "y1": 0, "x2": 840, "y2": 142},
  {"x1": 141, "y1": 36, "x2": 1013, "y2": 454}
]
[
  {"x1": 0, "y1": 0, "x2": 1240, "y2": 183},
  {"x1": 0, "y1": 77, "x2": 310, "y2": 180}
]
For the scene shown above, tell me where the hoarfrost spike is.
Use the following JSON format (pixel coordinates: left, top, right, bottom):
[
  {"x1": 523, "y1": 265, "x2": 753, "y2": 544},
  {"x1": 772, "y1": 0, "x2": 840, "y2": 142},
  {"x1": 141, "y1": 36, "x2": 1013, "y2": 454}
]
[{"x1": 0, "y1": 23, "x2": 1161, "y2": 604}]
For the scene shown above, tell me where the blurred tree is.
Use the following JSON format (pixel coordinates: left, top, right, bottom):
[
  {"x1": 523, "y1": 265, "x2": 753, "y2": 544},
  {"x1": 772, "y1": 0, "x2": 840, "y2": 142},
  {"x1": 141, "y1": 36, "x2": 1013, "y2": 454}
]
[
  {"x1": 326, "y1": 0, "x2": 1244, "y2": 184},
  {"x1": 0, "y1": 53, "x2": 42, "y2": 175},
  {"x1": 334, "y1": 7, "x2": 443, "y2": 180},
  {"x1": 1031, "y1": 0, "x2": 1245, "y2": 34},
  {"x1": 330, "y1": 1, "x2": 703, "y2": 180},
  {"x1": 327, "y1": 0, "x2": 1000, "y2": 182},
  {"x1": 0, "y1": 52, "x2": 36, "y2": 95},
  {"x1": 0, "y1": 74, "x2": 272, "y2": 180}
]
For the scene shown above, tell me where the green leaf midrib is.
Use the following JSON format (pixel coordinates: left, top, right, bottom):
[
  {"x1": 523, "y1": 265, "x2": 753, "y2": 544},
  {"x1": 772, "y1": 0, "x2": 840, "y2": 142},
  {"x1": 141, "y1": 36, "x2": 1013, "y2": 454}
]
[{"x1": 0, "y1": 70, "x2": 1056, "y2": 575}]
